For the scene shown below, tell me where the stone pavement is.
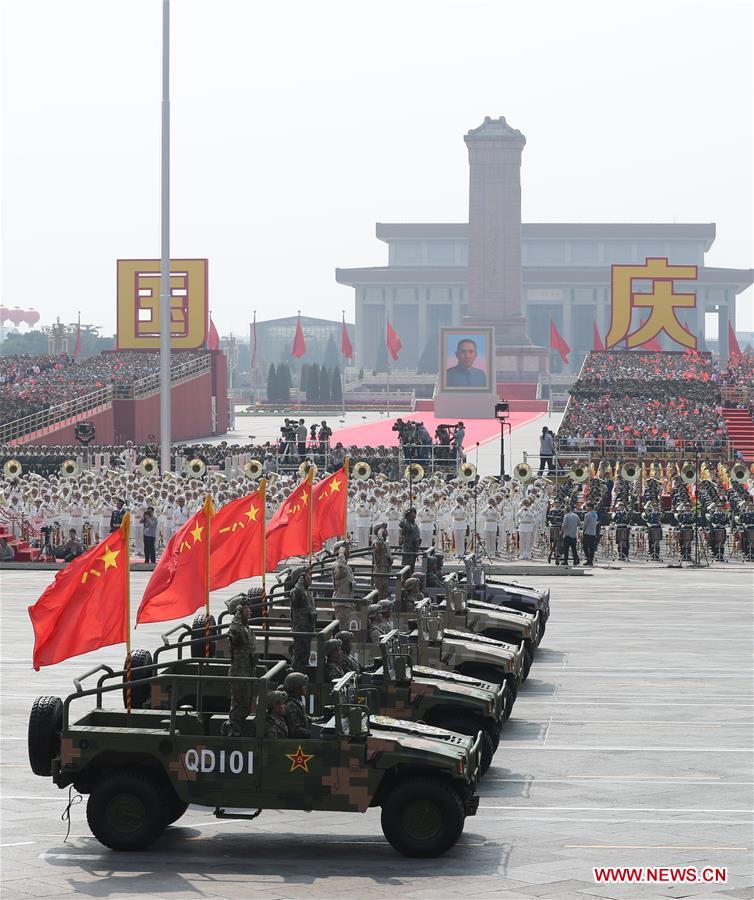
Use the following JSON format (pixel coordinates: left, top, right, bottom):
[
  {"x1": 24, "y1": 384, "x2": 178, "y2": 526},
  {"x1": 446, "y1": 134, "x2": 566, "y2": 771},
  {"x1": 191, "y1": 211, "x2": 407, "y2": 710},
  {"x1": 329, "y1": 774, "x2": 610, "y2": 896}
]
[{"x1": 1, "y1": 565, "x2": 752, "y2": 899}]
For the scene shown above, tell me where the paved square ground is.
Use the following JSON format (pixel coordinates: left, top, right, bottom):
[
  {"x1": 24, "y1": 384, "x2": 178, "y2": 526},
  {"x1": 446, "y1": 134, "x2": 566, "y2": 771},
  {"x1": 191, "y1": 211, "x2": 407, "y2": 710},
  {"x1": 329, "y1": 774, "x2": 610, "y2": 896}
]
[{"x1": 1, "y1": 564, "x2": 752, "y2": 899}]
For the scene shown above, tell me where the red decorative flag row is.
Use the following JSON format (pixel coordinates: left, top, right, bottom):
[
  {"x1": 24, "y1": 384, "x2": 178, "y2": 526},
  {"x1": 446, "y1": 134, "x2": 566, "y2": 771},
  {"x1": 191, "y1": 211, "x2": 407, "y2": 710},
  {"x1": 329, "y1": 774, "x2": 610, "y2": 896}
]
[
  {"x1": 549, "y1": 320, "x2": 570, "y2": 364},
  {"x1": 386, "y1": 320, "x2": 402, "y2": 361}
]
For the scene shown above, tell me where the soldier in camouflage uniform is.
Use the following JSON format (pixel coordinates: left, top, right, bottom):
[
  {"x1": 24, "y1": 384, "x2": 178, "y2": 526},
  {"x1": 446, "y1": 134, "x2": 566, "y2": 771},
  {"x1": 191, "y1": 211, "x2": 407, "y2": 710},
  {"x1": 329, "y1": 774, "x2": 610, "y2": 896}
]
[
  {"x1": 367, "y1": 603, "x2": 384, "y2": 643},
  {"x1": 283, "y1": 671, "x2": 311, "y2": 738},
  {"x1": 402, "y1": 576, "x2": 424, "y2": 609},
  {"x1": 331, "y1": 543, "x2": 357, "y2": 628},
  {"x1": 264, "y1": 690, "x2": 289, "y2": 738},
  {"x1": 399, "y1": 508, "x2": 422, "y2": 573},
  {"x1": 378, "y1": 598, "x2": 394, "y2": 634},
  {"x1": 224, "y1": 596, "x2": 257, "y2": 737},
  {"x1": 324, "y1": 638, "x2": 345, "y2": 681},
  {"x1": 336, "y1": 630, "x2": 361, "y2": 675},
  {"x1": 289, "y1": 567, "x2": 315, "y2": 672},
  {"x1": 372, "y1": 526, "x2": 392, "y2": 599}
]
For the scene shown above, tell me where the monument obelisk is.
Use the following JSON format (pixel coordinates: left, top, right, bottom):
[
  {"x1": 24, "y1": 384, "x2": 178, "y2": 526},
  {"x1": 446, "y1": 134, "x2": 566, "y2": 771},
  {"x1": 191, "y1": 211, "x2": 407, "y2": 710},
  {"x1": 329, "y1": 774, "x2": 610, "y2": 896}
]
[{"x1": 464, "y1": 116, "x2": 548, "y2": 381}]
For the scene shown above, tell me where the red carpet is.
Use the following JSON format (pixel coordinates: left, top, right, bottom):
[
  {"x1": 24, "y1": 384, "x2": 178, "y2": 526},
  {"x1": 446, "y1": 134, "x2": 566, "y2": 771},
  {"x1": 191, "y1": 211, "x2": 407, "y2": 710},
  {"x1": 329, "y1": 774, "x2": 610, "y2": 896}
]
[{"x1": 331, "y1": 410, "x2": 544, "y2": 450}]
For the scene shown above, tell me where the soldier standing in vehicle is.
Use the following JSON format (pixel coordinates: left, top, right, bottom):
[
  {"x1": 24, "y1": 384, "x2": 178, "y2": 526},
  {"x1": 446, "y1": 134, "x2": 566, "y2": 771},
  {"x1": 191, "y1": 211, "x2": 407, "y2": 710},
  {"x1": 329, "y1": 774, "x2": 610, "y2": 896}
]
[
  {"x1": 283, "y1": 671, "x2": 311, "y2": 738},
  {"x1": 367, "y1": 604, "x2": 384, "y2": 642},
  {"x1": 331, "y1": 543, "x2": 356, "y2": 627},
  {"x1": 224, "y1": 597, "x2": 257, "y2": 737},
  {"x1": 336, "y1": 630, "x2": 361, "y2": 674},
  {"x1": 372, "y1": 526, "x2": 392, "y2": 599},
  {"x1": 290, "y1": 568, "x2": 315, "y2": 672},
  {"x1": 377, "y1": 599, "x2": 394, "y2": 634},
  {"x1": 264, "y1": 691, "x2": 289, "y2": 738},
  {"x1": 399, "y1": 507, "x2": 421, "y2": 573},
  {"x1": 324, "y1": 638, "x2": 345, "y2": 681}
]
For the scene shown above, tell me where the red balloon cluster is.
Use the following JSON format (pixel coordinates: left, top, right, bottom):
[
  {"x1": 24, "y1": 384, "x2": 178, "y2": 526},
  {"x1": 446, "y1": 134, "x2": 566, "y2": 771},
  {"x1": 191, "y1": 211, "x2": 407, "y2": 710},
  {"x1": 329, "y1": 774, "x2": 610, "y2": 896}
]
[{"x1": 0, "y1": 306, "x2": 40, "y2": 326}]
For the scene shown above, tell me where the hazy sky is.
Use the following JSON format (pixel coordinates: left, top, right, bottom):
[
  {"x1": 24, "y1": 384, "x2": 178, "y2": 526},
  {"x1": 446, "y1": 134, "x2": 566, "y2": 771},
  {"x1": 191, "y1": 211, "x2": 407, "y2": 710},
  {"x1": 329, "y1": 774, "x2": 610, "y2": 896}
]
[{"x1": 2, "y1": 0, "x2": 752, "y2": 339}]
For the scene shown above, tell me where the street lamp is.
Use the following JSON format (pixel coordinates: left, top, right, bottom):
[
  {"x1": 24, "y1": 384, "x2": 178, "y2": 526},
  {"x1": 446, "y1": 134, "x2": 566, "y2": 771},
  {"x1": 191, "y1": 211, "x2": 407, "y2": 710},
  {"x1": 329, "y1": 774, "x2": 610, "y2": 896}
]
[{"x1": 495, "y1": 401, "x2": 510, "y2": 480}]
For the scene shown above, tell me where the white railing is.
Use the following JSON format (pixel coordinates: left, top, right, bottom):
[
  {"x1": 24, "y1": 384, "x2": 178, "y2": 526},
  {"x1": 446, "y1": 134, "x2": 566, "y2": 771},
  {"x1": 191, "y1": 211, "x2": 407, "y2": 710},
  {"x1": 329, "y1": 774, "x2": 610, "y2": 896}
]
[
  {"x1": 113, "y1": 353, "x2": 212, "y2": 399},
  {"x1": 1, "y1": 386, "x2": 113, "y2": 445}
]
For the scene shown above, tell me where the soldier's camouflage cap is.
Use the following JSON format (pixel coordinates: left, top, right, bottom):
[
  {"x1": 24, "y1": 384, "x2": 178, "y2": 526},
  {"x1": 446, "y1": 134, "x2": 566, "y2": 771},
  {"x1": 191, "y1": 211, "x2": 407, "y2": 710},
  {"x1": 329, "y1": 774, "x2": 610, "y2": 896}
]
[
  {"x1": 404, "y1": 577, "x2": 419, "y2": 590},
  {"x1": 324, "y1": 638, "x2": 342, "y2": 656},
  {"x1": 335, "y1": 630, "x2": 353, "y2": 643},
  {"x1": 227, "y1": 594, "x2": 252, "y2": 614},
  {"x1": 284, "y1": 671, "x2": 309, "y2": 691},
  {"x1": 367, "y1": 603, "x2": 382, "y2": 618},
  {"x1": 378, "y1": 599, "x2": 393, "y2": 611},
  {"x1": 267, "y1": 690, "x2": 287, "y2": 708}
]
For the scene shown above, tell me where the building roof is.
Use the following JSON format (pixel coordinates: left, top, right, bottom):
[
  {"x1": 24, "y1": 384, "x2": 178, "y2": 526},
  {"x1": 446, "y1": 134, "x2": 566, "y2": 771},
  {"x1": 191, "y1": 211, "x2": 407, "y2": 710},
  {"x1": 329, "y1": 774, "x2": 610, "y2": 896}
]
[
  {"x1": 375, "y1": 222, "x2": 717, "y2": 249},
  {"x1": 257, "y1": 315, "x2": 353, "y2": 327},
  {"x1": 335, "y1": 265, "x2": 754, "y2": 292}
]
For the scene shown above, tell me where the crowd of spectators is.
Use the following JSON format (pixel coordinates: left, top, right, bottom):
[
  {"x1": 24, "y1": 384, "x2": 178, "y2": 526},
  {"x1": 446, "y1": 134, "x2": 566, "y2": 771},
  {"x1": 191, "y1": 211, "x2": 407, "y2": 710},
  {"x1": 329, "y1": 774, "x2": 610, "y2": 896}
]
[
  {"x1": 558, "y1": 351, "x2": 728, "y2": 454},
  {"x1": 0, "y1": 351, "x2": 206, "y2": 425}
]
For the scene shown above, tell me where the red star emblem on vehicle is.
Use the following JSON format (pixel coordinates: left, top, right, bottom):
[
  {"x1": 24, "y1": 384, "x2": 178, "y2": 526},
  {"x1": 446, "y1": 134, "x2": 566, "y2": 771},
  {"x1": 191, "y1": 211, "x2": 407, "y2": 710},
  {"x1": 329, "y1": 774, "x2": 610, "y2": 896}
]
[{"x1": 286, "y1": 745, "x2": 314, "y2": 773}]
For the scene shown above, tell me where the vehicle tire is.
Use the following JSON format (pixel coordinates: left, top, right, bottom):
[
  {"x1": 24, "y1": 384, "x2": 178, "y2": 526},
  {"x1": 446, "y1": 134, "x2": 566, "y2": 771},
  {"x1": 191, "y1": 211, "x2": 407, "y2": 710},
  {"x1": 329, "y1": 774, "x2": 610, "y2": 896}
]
[
  {"x1": 537, "y1": 620, "x2": 546, "y2": 643},
  {"x1": 381, "y1": 777, "x2": 465, "y2": 857},
  {"x1": 247, "y1": 587, "x2": 265, "y2": 620},
  {"x1": 28, "y1": 696, "x2": 63, "y2": 777},
  {"x1": 87, "y1": 768, "x2": 168, "y2": 851},
  {"x1": 504, "y1": 678, "x2": 517, "y2": 718},
  {"x1": 191, "y1": 614, "x2": 217, "y2": 659},
  {"x1": 122, "y1": 649, "x2": 154, "y2": 709},
  {"x1": 522, "y1": 647, "x2": 533, "y2": 681},
  {"x1": 430, "y1": 716, "x2": 495, "y2": 776}
]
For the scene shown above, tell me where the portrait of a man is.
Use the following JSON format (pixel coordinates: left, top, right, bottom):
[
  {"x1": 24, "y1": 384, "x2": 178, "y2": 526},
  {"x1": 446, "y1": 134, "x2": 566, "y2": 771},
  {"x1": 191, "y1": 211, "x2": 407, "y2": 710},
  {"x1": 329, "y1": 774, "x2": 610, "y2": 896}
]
[{"x1": 441, "y1": 329, "x2": 492, "y2": 391}]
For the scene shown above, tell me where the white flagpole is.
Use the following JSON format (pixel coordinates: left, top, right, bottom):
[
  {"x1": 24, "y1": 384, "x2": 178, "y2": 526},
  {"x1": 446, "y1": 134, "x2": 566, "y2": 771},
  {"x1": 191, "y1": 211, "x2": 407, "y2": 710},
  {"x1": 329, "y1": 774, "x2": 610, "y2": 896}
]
[{"x1": 159, "y1": 0, "x2": 172, "y2": 476}]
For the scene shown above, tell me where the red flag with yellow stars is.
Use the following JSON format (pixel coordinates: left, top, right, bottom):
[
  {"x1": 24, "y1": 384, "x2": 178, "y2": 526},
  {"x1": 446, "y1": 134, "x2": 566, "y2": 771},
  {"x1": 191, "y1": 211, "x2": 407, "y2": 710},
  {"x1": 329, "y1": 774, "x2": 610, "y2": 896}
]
[
  {"x1": 29, "y1": 514, "x2": 130, "y2": 670},
  {"x1": 311, "y1": 463, "x2": 348, "y2": 552},
  {"x1": 136, "y1": 496, "x2": 215, "y2": 625},
  {"x1": 265, "y1": 472, "x2": 314, "y2": 569},
  {"x1": 209, "y1": 484, "x2": 266, "y2": 590}
]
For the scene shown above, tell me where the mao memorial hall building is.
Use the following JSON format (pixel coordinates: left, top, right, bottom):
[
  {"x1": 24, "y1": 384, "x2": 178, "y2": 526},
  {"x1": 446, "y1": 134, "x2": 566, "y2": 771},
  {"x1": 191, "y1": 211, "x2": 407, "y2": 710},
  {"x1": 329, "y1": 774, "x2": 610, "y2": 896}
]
[{"x1": 336, "y1": 119, "x2": 753, "y2": 375}]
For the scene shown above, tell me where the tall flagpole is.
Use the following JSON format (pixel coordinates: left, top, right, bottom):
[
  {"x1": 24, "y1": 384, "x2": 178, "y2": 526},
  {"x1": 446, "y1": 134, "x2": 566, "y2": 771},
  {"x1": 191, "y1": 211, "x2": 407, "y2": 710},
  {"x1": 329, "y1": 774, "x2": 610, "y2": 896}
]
[
  {"x1": 123, "y1": 512, "x2": 132, "y2": 713},
  {"x1": 343, "y1": 457, "x2": 350, "y2": 542},
  {"x1": 203, "y1": 494, "x2": 213, "y2": 656},
  {"x1": 307, "y1": 468, "x2": 314, "y2": 571},
  {"x1": 159, "y1": 0, "x2": 172, "y2": 477},
  {"x1": 260, "y1": 478, "x2": 267, "y2": 620}
]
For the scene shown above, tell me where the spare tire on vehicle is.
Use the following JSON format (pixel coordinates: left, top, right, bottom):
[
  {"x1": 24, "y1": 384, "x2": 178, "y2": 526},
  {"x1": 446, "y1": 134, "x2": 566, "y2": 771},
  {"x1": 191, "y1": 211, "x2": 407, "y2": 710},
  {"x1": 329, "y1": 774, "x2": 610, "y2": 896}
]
[
  {"x1": 28, "y1": 696, "x2": 63, "y2": 776},
  {"x1": 122, "y1": 649, "x2": 154, "y2": 709},
  {"x1": 191, "y1": 614, "x2": 217, "y2": 658}
]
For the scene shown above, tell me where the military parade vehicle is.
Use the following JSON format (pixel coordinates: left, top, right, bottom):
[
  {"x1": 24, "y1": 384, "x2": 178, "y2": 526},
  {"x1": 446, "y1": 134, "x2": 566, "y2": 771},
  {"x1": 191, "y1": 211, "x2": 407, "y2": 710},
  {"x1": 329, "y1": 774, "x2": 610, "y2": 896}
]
[
  {"x1": 28, "y1": 665, "x2": 481, "y2": 857},
  {"x1": 130, "y1": 624, "x2": 505, "y2": 775}
]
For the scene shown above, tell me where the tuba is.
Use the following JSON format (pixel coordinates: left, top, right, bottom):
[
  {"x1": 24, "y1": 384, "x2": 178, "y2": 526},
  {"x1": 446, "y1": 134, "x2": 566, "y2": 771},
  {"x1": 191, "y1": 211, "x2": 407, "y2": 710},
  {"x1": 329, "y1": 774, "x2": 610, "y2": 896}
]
[
  {"x1": 569, "y1": 463, "x2": 589, "y2": 484},
  {"x1": 60, "y1": 459, "x2": 79, "y2": 479},
  {"x1": 3, "y1": 459, "x2": 22, "y2": 478},
  {"x1": 353, "y1": 461, "x2": 371, "y2": 481},
  {"x1": 621, "y1": 461, "x2": 639, "y2": 482},
  {"x1": 244, "y1": 459, "x2": 263, "y2": 481},
  {"x1": 139, "y1": 457, "x2": 158, "y2": 476},
  {"x1": 513, "y1": 462, "x2": 533, "y2": 483},
  {"x1": 298, "y1": 460, "x2": 318, "y2": 479},
  {"x1": 731, "y1": 462, "x2": 750, "y2": 484},
  {"x1": 405, "y1": 463, "x2": 425, "y2": 483},
  {"x1": 680, "y1": 461, "x2": 696, "y2": 484},
  {"x1": 459, "y1": 462, "x2": 477, "y2": 482},
  {"x1": 187, "y1": 458, "x2": 207, "y2": 478}
]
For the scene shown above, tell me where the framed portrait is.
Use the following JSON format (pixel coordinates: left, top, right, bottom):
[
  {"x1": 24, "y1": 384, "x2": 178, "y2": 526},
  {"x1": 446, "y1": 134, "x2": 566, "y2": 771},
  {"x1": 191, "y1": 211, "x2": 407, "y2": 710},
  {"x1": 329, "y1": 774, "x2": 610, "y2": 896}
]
[{"x1": 440, "y1": 327, "x2": 494, "y2": 392}]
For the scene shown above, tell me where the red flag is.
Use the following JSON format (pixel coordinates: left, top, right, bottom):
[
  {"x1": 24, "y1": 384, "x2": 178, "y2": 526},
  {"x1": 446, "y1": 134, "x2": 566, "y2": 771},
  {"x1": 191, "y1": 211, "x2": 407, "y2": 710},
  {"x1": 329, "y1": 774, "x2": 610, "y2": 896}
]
[
  {"x1": 209, "y1": 486, "x2": 266, "y2": 590},
  {"x1": 292, "y1": 315, "x2": 307, "y2": 358},
  {"x1": 265, "y1": 472, "x2": 314, "y2": 568},
  {"x1": 341, "y1": 315, "x2": 353, "y2": 360},
  {"x1": 386, "y1": 320, "x2": 402, "y2": 361},
  {"x1": 251, "y1": 313, "x2": 257, "y2": 369},
  {"x1": 208, "y1": 317, "x2": 220, "y2": 351},
  {"x1": 549, "y1": 320, "x2": 570, "y2": 364},
  {"x1": 73, "y1": 313, "x2": 82, "y2": 359},
  {"x1": 136, "y1": 496, "x2": 215, "y2": 625},
  {"x1": 311, "y1": 463, "x2": 349, "y2": 552},
  {"x1": 593, "y1": 322, "x2": 605, "y2": 351},
  {"x1": 728, "y1": 322, "x2": 741, "y2": 356},
  {"x1": 29, "y1": 515, "x2": 130, "y2": 670}
]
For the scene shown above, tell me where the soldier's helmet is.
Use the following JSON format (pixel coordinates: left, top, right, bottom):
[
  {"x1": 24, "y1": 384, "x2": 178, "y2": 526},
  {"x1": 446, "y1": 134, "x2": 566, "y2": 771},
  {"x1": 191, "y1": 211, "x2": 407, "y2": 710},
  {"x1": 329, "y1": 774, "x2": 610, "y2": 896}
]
[
  {"x1": 333, "y1": 539, "x2": 350, "y2": 554},
  {"x1": 267, "y1": 690, "x2": 287, "y2": 709},
  {"x1": 335, "y1": 630, "x2": 353, "y2": 645},
  {"x1": 378, "y1": 599, "x2": 393, "y2": 614},
  {"x1": 227, "y1": 594, "x2": 252, "y2": 615},
  {"x1": 404, "y1": 577, "x2": 419, "y2": 592},
  {"x1": 284, "y1": 671, "x2": 309, "y2": 692},
  {"x1": 367, "y1": 603, "x2": 381, "y2": 619},
  {"x1": 324, "y1": 638, "x2": 342, "y2": 658}
]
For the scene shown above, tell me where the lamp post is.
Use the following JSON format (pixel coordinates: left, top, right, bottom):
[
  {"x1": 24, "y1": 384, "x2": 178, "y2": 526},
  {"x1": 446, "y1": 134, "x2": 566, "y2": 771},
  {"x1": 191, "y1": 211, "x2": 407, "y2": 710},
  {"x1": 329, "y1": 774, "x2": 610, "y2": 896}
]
[{"x1": 495, "y1": 401, "x2": 510, "y2": 479}]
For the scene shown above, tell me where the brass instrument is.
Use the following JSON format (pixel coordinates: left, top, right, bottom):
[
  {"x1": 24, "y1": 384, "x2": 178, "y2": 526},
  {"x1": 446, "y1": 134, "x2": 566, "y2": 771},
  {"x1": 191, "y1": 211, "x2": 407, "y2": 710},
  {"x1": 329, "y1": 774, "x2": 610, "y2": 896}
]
[
  {"x1": 244, "y1": 459, "x2": 263, "y2": 481},
  {"x1": 187, "y1": 459, "x2": 207, "y2": 478},
  {"x1": 60, "y1": 459, "x2": 79, "y2": 479},
  {"x1": 513, "y1": 462, "x2": 534, "y2": 483},
  {"x1": 138, "y1": 457, "x2": 158, "y2": 476},
  {"x1": 459, "y1": 462, "x2": 477, "y2": 482},
  {"x1": 680, "y1": 461, "x2": 696, "y2": 484},
  {"x1": 569, "y1": 463, "x2": 589, "y2": 484},
  {"x1": 731, "y1": 462, "x2": 750, "y2": 484},
  {"x1": 621, "y1": 462, "x2": 639, "y2": 482},
  {"x1": 3, "y1": 459, "x2": 22, "y2": 478},
  {"x1": 404, "y1": 463, "x2": 425, "y2": 483},
  {"x1": 298, "y1": 460, "x2": 318, "y2": 479},
  {"x1": 353, "y1": 461, "x2": 372, "y2": 481}
]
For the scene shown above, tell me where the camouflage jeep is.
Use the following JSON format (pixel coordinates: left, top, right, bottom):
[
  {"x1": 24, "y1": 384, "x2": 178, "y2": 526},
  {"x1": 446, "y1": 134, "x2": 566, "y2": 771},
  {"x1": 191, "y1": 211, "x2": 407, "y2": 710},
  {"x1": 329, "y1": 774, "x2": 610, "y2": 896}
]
[{"x1": 28, "y1": 665, "x2": 480, "y2": 858}]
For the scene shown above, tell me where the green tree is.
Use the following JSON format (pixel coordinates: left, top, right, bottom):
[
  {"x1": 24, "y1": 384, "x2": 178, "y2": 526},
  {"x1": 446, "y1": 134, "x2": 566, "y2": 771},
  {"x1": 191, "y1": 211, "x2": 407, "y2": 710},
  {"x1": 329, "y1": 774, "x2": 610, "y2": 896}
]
[
  {"x1": 266, "y1": 363, "x2": 278, "y2": 402},
  {"x1": 319, "y1": 365, "x2": 331, "y2": 403},
  {"x1": 331, "y1": 365, "x2": 343, "y2": 403},
  {"x1": 278, "y1": 363, "x2": 291, "y2": 403},
  {"x1": 416, "y1": 335, "x2": 439, "y2": 374},
  {"x1": 323, "y1": 333, "x2": 339, "y2": 371},
  {"x1": 308, "y1": 364, "x2": 320, "y2": 402},
  {"x1": 0, "y1": 330, "x2": 49, "y2": 355}
]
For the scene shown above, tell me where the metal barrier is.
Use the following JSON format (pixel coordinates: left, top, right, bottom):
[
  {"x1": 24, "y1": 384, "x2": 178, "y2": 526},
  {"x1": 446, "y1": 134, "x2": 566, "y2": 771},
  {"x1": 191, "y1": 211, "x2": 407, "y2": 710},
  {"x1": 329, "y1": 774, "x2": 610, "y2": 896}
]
[
  {"x1": 113, "y1": 354, "x2": 212, "y2": 399},
  {"x1": 0, "y1": 386, "x2": 113, "y2": 445}
]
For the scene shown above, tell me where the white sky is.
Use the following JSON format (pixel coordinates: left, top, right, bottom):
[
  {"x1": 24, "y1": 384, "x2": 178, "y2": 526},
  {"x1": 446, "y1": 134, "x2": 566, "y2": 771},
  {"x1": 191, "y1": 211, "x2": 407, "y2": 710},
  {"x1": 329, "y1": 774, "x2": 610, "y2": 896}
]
[{"x1": 2, "y1": 0, "x2": 752, "y2": 339}]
